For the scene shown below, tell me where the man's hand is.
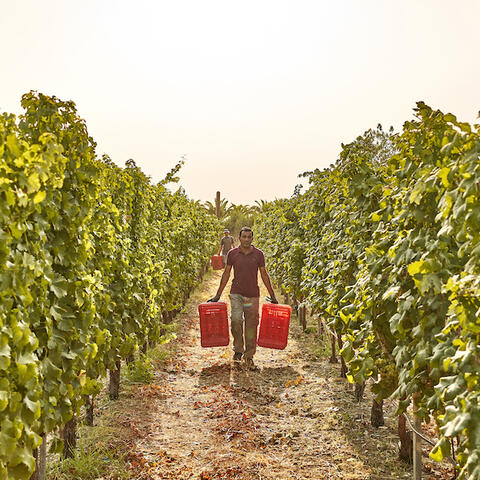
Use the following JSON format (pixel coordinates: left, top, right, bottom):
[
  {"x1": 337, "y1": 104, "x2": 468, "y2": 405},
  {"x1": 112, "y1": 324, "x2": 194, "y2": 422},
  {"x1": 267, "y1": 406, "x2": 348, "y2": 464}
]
[
  {"x1": 207, "y1": 295, "x2": 220, "y2": 303},
  {"x1": 266, "y1": 296, "x2": 278, "y2": 304}
]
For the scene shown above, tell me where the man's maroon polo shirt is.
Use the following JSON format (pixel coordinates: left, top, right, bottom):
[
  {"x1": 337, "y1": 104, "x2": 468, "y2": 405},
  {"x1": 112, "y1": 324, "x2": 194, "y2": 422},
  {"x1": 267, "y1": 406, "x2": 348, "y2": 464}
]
[{"x1": 227, "y1": 246, "x2": 265, "y2": 298}]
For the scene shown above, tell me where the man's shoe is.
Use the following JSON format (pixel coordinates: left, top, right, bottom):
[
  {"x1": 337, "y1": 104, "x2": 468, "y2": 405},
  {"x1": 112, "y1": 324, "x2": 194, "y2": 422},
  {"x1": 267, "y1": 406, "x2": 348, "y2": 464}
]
[
  {"x1": 244, "y1": 358, "x2": 257, "y2": 371},
  {"x1": 233, "y1": 352, "x2": 243, "y2": 362}
]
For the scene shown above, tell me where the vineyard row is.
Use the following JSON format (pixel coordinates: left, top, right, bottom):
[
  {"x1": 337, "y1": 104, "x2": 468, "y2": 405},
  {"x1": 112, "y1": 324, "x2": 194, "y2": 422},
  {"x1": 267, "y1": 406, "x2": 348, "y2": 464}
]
[
  {"x1": 0, "y1": 92, "x2": 220, "y2": 480},
  {"x1": 255, "y1": 103, "x2": 480, "y2": 479}
]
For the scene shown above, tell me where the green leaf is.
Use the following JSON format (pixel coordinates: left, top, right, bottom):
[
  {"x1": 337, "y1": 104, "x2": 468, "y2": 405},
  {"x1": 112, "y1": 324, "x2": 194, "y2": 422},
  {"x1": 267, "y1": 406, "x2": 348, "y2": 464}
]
[
  {"x1": 50, "y1": 277, "x2": 68, "y2": 298},
  {"x1": 6, "y1": 134, "x2": 22, "y2": 157},
  {"x1": 33, "y1": 190, "x2": 46, "y2": 204},
  {"x1": 26, "y1": 172, "x2": 41, "y2": 192},
  {"x1": 16, "y1": 352, "x2": 37, "y2": 365},
  {"x1": 407, "y1": 262, "x2": 420, "y2": 276},
  {"x1": 0, "y1": 356, "x2": 11, "y2": 371},
  {"x1": 0, "y1": 430, "x2": 16, "y2": 458},
  {"x1": 0, "y1": 390, "x2": 8, "y2": 412},
  {"x1": 9, "y1": 446, "x2": 36, "y2": 478},
  {"x1": 24, "y1": 397, "x2": 40, "y2": 419},
  {"x1": 430, "y1": 437, "x2": 450, "y2": 462},
  {"x1": 9, "y1": 222, "x2": 23, "y2": 240},
  {"x1": 382, "y1": 285, "x2": 400, "y2": 300}
]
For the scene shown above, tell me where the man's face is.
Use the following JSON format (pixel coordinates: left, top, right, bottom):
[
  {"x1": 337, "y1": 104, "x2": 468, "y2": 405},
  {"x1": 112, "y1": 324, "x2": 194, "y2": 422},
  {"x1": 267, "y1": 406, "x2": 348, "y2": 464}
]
[
  {"x1": 224, "y1": 232, "x2": 229, "y2": 237},
  {"x1": 239, "y1": 230, "x2": 253, "y2": 248}
]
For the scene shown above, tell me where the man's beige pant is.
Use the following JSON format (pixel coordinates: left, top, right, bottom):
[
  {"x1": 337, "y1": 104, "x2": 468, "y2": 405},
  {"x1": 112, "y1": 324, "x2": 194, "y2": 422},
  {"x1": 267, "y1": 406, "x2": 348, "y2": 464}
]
[{"x1": 229, "y1": 294, "x2": 259, "y2": 360}]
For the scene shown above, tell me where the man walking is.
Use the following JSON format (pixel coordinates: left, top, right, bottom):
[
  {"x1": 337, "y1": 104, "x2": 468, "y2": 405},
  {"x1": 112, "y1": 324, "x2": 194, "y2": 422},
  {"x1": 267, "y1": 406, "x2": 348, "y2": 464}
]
[
  {"x1": 209, "y1": 227, "x2": 278, "y2": 369},
  {"x1": 218, "y1": 229, "x2": 235, "y2": 267}
]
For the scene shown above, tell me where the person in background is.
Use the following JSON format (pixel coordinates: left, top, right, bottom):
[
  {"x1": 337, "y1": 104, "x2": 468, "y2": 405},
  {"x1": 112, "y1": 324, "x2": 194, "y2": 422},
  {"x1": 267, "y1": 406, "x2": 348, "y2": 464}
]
[
  {"x1": 218, "y1": 229, "x2": 235, "y2": 267},
  {"x1": 209, "y1": 226, "x2": 278, "y2": 370}
]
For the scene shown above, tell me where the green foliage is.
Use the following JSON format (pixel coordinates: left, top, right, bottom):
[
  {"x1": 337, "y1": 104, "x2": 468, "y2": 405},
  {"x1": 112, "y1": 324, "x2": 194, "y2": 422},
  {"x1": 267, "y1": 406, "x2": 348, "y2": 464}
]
[
  {"x1": 203, "y1": 197, "x2": 257, "y2": 237},
  {"x1": 124, "y1": 355, "x2": 154, "y2": 385},
  {"x1": 0, "y1": 91, "x2": 220, "y2": 479},
  {"x1": 47, "y1": 421, "x2": 132, "y2": 480},
  {"x1": 256, "y1": 112, "x2": 480, "y2": 478},
  {"x1": 256, "y1": 197, "x2": 305, "y2": 303},
  {"x1": 47, "y1": 445, "x2": 129, "y2": 480},
  {"x1": 147, "y1": 347, "x2": 173, "y2": 369}
]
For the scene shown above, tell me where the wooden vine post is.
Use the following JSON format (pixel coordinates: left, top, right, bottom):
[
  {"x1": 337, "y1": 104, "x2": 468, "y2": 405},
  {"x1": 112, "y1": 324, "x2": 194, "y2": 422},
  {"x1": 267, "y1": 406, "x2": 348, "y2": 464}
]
[
  {"x1": 32, "y1": 435, "x2": 47, "y2": 480},
  {"x1": 215, "y1": 191, "x2": 221, "y2": 219},
  {"x1": 413, "y1": 394, "x2": 422, "y2": 479}
]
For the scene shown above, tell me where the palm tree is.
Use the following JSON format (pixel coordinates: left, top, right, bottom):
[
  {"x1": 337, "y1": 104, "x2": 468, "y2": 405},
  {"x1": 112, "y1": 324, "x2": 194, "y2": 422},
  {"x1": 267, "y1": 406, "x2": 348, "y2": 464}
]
[
  {"x1": 203, "y1": 197, "x2": 263, "y2": 236},
  {"x1": 223, "y1": 203, "x2": 258, "y2": 236},
  {"x1": 203, "y1": 198, "x2": 231, "y2": 220},
  {"x1": 253, "y1": 199, "x2": 270, "y2": 213}
]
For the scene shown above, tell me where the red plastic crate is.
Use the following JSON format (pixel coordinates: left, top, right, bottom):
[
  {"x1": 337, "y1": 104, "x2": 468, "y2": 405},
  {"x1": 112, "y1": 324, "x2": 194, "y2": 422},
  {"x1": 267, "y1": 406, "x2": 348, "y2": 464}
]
[
  {"x1": 211, "y1": 255, "x2": 223, "y2": 270},
  {"x1": 257, "y1": 303, "x2": 292, "y2": 350},
  {"x1": 198, "y1": 302, "x2": 229, "y2": 347}
]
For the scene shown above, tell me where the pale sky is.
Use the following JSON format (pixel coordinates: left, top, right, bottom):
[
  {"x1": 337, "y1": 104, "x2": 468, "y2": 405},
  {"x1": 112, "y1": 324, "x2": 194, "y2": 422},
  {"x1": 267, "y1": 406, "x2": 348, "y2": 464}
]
[{"x1": 1, "y1": 0, "x2": 479, "y2": 205}]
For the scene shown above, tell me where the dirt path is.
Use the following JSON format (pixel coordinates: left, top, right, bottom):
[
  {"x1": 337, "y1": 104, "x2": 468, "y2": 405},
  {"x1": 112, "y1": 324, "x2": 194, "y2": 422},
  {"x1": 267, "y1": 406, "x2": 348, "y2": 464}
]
[{"x1": 122, "y1": 271, "x2": 452, "y2": 480}]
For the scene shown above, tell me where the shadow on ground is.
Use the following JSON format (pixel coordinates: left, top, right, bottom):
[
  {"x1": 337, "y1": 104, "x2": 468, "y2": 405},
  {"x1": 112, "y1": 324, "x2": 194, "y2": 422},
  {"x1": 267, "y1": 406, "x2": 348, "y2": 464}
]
[{"x1": 198, "y1": 362, "x2": 232, "y2": 387}]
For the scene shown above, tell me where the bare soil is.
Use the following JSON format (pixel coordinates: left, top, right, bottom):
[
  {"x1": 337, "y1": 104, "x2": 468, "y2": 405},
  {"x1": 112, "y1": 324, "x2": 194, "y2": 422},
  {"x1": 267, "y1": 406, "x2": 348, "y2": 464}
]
[{"x1": 100, "y1": 270, "x2": 455, "y2": 480}]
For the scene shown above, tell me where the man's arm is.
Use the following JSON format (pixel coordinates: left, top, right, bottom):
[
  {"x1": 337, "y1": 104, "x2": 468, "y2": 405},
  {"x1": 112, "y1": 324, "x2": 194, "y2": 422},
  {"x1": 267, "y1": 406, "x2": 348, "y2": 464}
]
[
  {"x1": 208, "y1": 264, "x2": 232, "y2": 302},
  {"x1": 259, "y1": 266, "x2": 277, "y2": 301}
]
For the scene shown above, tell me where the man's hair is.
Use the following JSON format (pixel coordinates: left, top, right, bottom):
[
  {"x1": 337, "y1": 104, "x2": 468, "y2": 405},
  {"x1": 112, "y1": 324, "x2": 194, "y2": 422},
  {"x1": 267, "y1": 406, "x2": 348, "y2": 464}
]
[{"x1": 239, "y1": 226, "x2": 253, "y2": 237}]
